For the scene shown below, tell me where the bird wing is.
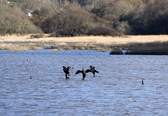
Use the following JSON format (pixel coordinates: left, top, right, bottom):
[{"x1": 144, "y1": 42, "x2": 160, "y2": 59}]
[
  {"x1": 95, "y1": 70, "x2": 99, "y2": 73},
  {"x1": 92, "y1": 66, "x2": 99, "y2": 73},
  {"x1": 85, "y1": 69, "x2": 92, "y2": 73},
  {"x1": 68, "y1": 66, "x2": 73, "y2": 71},
  {"x1": 75, "y1": 70, "x2": 82, "y2": 75}
]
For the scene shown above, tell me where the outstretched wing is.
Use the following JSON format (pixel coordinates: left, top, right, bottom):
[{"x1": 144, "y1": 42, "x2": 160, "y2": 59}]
[
  {"x1": 85, "y1": 69, "x2": 92, "y2": 73},
  {"x1": 75, "y1": 70, "x2": 82, "y2": 75},
  {"x1": 94, "y1": 70, "x2": 99, "y2": 73},
  {"x1": 91, "y1": 66, "x2": 99, "y2": 73}
]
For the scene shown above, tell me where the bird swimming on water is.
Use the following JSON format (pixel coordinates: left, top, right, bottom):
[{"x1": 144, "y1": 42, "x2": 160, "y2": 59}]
[
  {"x1": 75, "y1": 68, "x2": 91, "y2": 80},
  {"x1": 85, "y1": 65, "x2": 99, "y2": 77},
  {"x1": 142, "y1": 78, "x2": 144, "y2": 85},
  {"x1": 63, "y1": 66, "x2": 73, "y2": 79}
]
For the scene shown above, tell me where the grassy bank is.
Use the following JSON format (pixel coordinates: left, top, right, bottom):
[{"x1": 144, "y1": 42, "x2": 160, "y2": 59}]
[
  {"x1": 110, "y1": 41, "x2": 168, "y2": 55},
  {"x1": 125, "y1": 41, "x2": 168, "y2": 55},
  {"x1": 0, "y1": 42, "x2": 114, "y2": 51}
]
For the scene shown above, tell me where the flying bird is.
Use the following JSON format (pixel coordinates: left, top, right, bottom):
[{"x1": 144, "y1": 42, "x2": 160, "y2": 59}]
[
  {"x1": 85, "y1": 65, "x2": 99, "y2": 77},
  {"x1": 63, "y1": 66, "x2": 73, "y2": 79}
]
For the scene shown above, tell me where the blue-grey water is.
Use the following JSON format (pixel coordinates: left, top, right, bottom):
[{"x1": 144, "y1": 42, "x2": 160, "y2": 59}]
[{"x1": 0, "y1": 50, "x2": 168, "y2": 116}]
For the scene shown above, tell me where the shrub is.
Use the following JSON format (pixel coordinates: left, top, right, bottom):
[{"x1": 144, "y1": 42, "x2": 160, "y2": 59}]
[
  {"x1": 31, "y1": 7, "x2": 54, "y2": 27},
  {"x1": 120, "y1": 0, "x2": 168, "y2": 35},
  {"x1": 42, "y1": 3, "x2": 104, "y2": 36},
  {"x1": 90, "y1": 25, "x2": 120, "y2": 36},
  {"x1": 0, "y1": 5, "x2": 42, "y2": 35},
  {"x1": 30, "y1": 33, "x2": 44, "y2": 39}
]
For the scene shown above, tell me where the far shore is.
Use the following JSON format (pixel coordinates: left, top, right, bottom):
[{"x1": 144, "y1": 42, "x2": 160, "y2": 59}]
[{"x1": 0, "y1": 34, "x2": 168, "y2": 51}]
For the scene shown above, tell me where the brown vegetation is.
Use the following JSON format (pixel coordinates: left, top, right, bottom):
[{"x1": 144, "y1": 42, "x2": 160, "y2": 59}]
[
  {"x1": 124, "y1": 41, "x2": 168, "y2": 55},
  {"x1": 0, "y1": 43, "x2": 41, "y2": 51},
  {"x1": 109, "y1": 39, "x2": 168, "y2": 55},
  {"x1": 0, "y1": 0, "x2": 167, "y2": 53},
  {"x1": 0, "y1": 4, "x2": 42, "y2": 35},
  {"x1": 1, "y1": 35, "x2": 168, "y2": 52},
  {"x1": 1, "y1": 0, "x2": 167, "y2": 36}
]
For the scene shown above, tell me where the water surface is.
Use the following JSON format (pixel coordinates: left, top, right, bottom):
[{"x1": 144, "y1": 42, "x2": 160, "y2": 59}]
[{"x1": 0, "y1": 50, "x2": 168, "y2": 115}]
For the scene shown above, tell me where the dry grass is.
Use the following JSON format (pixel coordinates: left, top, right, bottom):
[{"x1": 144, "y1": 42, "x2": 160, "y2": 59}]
[
  {"x1": 0, "y1": 35, "x2": 168, "y2": 51},
  {"x1": 124, "y1": 41, "x2": 168, "y2": 55},
  {"x1": 0, "y1": 43, "x2": 42, "y2": 51},
  {"x1": 1, "y1": 35, "x2": 168, "y2": 43}
]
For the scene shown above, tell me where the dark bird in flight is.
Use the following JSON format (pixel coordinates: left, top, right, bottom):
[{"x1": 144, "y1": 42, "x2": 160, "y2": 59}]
[
  {"x1": 85, "y1": 65, "x2": 99, "y2": 77},
  {"x1": 63, "y1": 66, "x2": 73, "y2": 79},
  {"x1": 75, "y1": 68, "x2": 91, "y2": 80}
]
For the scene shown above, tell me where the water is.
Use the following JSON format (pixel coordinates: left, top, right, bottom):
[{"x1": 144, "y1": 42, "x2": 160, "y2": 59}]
[{"x1": 0, "y1": 50, "x2": 168, "y2": 116}]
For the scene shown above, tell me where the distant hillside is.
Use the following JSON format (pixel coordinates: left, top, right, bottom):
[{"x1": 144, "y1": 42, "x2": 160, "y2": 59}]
[
  {"x1": 0, "y1": 0, "x2": 168, "y2": 36},
  {"x1": 0, "y1": 4, "x2": 42, "y2": 35}
]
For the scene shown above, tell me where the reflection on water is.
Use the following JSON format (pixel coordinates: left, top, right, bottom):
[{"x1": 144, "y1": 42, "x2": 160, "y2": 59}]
[{"x1": 0, "y1": 50, "x2": 168, "y2": 115}]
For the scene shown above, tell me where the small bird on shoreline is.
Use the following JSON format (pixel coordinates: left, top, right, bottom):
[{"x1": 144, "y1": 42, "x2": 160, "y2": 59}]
[
  {"x1": 85, "y1": 65, "x2": 99, "y2": 77},
  {"x1": 63, "y1": 66, "x2": 73, "y2": 79}
]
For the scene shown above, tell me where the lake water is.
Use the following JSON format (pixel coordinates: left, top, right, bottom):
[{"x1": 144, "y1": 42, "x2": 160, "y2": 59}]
[{"x1": 0, "y1": 50, "x2": 168, "y2": 116}]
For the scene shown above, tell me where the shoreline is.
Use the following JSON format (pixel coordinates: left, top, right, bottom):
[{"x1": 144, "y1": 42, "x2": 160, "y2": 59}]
[{"x1": 0, "y1": 35, "x2": 168, "y2": 51}]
